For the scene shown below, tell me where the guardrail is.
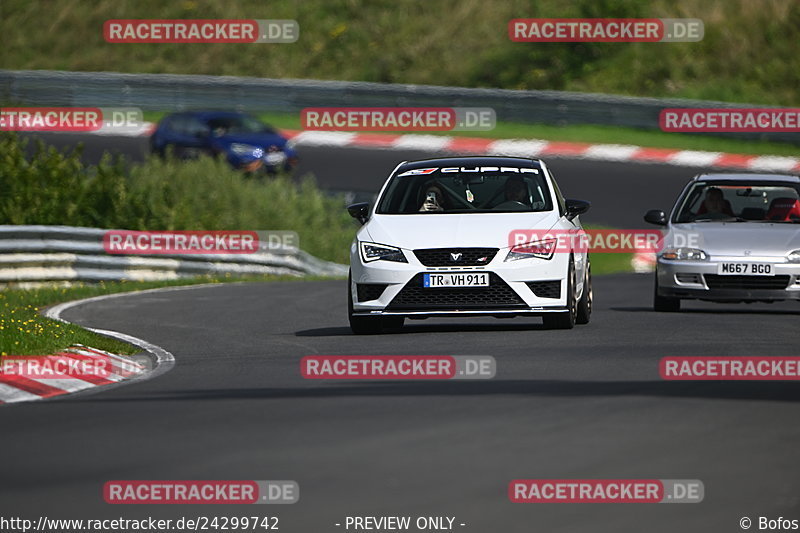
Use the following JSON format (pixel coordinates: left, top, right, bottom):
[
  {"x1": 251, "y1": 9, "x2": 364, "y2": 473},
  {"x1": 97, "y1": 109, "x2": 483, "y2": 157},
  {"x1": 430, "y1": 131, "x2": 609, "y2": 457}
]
[
  {"x1": 1, "y1": 69, "x2": 795, "y2": 144},
  {"x1": 0, "y1": 226, "x2": 348, "y2": 285}
]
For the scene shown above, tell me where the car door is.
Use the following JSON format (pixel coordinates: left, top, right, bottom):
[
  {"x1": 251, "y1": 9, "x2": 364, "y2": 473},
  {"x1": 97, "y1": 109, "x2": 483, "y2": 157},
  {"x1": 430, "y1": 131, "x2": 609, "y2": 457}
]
[
  {"x1": 549, "y1": 168, "x2": 588, "y2": 292},
  {"x1": 167, "y1": 115, "x2": 210, "y2": 159}
]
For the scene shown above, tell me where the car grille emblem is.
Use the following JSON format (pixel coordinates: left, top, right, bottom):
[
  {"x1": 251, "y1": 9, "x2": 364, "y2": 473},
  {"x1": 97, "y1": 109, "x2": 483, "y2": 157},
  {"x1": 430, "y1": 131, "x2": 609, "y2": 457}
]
[
  {"x1": 477, "y1": 256, "x2": 488, "y2": 263},
  {"x1": 450, "y1": 252, "x2": 463, "y2": 261}
]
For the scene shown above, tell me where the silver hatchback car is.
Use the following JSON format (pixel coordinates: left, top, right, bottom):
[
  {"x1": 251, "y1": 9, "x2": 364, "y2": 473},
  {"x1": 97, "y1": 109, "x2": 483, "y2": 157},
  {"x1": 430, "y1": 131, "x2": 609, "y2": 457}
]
[{"x1": 645, "y1": 173, "x2": 800, "y2": 311}]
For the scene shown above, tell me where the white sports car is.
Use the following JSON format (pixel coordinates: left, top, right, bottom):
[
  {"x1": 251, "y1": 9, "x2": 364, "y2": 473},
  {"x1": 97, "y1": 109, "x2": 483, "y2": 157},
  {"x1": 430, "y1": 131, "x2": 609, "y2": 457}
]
[{"x1": 346, "y1": 156, "x2": 592, "y2": 334}]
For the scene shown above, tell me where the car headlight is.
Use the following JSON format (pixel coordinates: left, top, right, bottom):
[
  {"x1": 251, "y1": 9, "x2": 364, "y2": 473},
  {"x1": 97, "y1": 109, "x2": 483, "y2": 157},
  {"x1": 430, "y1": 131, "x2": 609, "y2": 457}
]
[
  {"x1": 505, "y1": 239, "x2": 557, "y2": 261},
  {"x1": 229, "y1": 143, "x2": 262, "y2": 157},
  {"x1": 660, "y1": 247, "x2": 709, "y2": 261},
  {"x1": 359, "y1": 242, "x2": 407, "y2": 263},
  {"x1": 787, "y1": 250, "x2": 800, "y2": 263}
]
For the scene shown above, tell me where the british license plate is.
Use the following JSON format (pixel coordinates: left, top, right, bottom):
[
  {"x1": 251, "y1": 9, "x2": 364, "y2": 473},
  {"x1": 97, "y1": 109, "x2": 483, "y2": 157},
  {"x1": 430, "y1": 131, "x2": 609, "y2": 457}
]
[
  {"x1": 423, "y1": 272, "x2": 489, "y2": 288},
  {"x1": 717, "y1": 262, "x2": 774, "y2": 276}
]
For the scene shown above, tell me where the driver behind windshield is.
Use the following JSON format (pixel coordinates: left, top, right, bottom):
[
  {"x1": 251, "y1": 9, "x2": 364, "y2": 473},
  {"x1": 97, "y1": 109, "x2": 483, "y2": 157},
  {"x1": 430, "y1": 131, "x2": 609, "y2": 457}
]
[
  {"x1": 697, "y1": 187, "x2": 734, "y2": 218},
  {"x1": 490, "y1": 176, "x2": 530, "y2": 211},
  {"x1": 504, "y1": 176, "x2": 528, "y2": 204},
  {"x1": 419, "y1": 183, "x2": 446, "y2": 212}
]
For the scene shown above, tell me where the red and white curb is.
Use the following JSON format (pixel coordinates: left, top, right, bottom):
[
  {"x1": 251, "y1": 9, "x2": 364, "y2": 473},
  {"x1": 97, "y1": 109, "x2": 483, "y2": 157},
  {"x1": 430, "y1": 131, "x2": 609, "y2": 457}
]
[
  {"x1": 280, "y1": 129, "x2": 800, "y2": 173},
  {"x1": 100, "y1": 122, "x2": 800, "y2": 173},
  {"x1": 0, "y1": 345, "x2": 146, "y2": 404},
  {"x1": 0, "y1": 286, "x2": 183, "y2": 405}
]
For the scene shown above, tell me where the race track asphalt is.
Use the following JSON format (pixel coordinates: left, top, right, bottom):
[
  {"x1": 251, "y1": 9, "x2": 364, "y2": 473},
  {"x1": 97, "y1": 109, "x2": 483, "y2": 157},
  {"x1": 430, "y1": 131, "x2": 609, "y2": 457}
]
[
  {"x1": 2, "y1": 274, "x2": 799, "y2": 532},
  {"x1": 3, "y1": 133, "x2": 798, "y2": 532}
]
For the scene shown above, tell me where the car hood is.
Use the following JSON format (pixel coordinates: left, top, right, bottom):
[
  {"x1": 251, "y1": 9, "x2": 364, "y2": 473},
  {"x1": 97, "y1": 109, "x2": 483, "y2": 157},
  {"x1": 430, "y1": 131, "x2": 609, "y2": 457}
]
[
  {"x1": 363, "y1": 212, "x2": 562, "y2": 250},
  {"x1": 670, "y1": 223, "x2": 800, "y2": 257},
  {"x1": 213, "y1": 133, "x2": 287, "y2": 149}
]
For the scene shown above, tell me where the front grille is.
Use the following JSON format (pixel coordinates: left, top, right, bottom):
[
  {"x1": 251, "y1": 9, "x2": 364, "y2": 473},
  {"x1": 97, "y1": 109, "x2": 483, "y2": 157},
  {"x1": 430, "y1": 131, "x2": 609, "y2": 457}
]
[
  {"x1": 387, "y1": 273, "x2": 525, "y2": 311},
  {"x1": 413, "y1": 248, "x2": 498, "y2": 267},
  {"x1": 356, "y1": 284, "x2": 388, "y2": 302},
  {"x1": 526, "y1": 280, "x2": 561, "y2": 298},
  {"x1": 704, "y1": 275, "x2": 791, "y2": 290}
]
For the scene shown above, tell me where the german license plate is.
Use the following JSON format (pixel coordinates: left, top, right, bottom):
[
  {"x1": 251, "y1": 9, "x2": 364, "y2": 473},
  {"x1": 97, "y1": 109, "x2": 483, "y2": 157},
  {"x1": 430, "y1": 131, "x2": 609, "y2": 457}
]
[
  {"x1": 423, "y1": 272, "x2": 489, "y2": 288},
  {"x1": 717, "y1": 263, "x2": 774, "y2": 275}
]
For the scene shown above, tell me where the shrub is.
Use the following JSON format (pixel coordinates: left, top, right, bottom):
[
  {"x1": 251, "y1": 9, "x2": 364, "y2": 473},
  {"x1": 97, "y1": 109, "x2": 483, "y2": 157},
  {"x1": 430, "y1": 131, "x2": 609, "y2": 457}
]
[{"x1": 0, "y1": 133, "x2": 356, "y2": 263}]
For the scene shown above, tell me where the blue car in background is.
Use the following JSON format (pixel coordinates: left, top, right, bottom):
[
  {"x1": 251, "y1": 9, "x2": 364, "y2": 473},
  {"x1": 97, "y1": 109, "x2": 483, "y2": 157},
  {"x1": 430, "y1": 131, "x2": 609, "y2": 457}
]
[{"x1": 150, "y1": 111, "x2": 298, "y2": 173}]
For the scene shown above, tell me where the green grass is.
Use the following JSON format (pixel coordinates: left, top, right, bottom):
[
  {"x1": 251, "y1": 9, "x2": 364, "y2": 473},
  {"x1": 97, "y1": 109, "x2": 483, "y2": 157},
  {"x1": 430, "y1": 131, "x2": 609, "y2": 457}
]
[
  {"x1": 588, "y1": 252, "x2": 635, "y2": 276},
  {"x1": 145, "y1": 110, "x2": 800, "y2": 158},
  {"x1": 0, "y1": 275, "x2": 331, "y2": 357},
  {"x1": 2, "y1": 0, "x2": 799, "y2": 107}
]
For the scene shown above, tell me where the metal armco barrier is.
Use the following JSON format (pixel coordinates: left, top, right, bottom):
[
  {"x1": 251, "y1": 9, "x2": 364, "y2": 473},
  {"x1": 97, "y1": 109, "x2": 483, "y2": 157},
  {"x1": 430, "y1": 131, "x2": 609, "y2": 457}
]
[
  {"x1": 0, "y1": 226, "x2": 348, "y2": 284},
  {"x1": 1, "y1": 69, "x2": 795, "y2": 144}
]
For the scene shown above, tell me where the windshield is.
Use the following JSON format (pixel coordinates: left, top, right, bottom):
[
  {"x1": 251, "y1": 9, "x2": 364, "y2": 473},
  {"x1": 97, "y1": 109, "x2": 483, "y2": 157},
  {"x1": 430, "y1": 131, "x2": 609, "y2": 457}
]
[
  {"x1": 377, "y1": 169, "x2": 553, "y2": 214},
  {"x1": 206, "y1": 115, "x2": 275, "y2": 136},
  {"x1": 674, "y1": 181, "x2": 800, "y2": 223}
]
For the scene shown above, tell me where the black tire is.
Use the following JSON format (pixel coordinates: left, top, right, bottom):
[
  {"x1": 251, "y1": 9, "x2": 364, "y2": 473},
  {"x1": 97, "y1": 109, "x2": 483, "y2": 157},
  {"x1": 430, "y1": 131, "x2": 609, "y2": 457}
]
[
  {"x1": 543, "y1": 257, "x2": 577, "y2": 330},
  {"x1": 653, "y1": 272, "x2": 681, "y2": 312},
  {"x1": 348, "y1": 271, "x2": 384, "y2": 334},
  {"x1": 576, "y1": 259, "x2": 592, "y2": 325},
  {"x1": 149, "y1": 136, "x2": 164, "y2": 157}
]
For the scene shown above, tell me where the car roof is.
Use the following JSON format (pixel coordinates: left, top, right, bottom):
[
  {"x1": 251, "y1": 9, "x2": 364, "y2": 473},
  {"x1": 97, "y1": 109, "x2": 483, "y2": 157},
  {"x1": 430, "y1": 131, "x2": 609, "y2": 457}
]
[
  {"x1": 693, "y1": 173, "x2": 800, "y2": 183},
  {"x1": 397, "y1": 156, "x2": 543, "y2": 171}
]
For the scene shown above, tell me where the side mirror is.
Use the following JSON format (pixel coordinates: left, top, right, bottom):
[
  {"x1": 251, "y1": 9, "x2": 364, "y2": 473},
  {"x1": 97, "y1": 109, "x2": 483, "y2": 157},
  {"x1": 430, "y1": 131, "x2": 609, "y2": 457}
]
[
  {"x1": 565, "y1": 199, "x2": 591, "y2": 220},
  {"x1": 644, "y1": 209, "x2": 667, "y2": 226},
  {"x1": 347, "y1": 202, "x2": 370, "y2": 225}
]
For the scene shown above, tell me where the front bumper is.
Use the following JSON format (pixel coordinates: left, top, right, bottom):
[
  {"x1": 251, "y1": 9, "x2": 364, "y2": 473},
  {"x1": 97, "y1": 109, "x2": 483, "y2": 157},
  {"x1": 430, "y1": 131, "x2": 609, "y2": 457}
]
[
  {"x1": 363, "y1": 309, "x2": 570, "y2": 318},
  {"x1": 657, "y1": 257, "x2": 800, "y2": 302},
  {"x1": 350, "y1": 244, "x2": 572, "y2": 318}
]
